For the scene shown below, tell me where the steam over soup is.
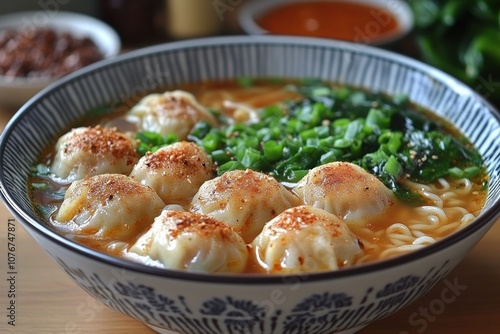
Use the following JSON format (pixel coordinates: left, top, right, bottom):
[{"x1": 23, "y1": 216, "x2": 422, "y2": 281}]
[{"x1": 29, "y1": 79, "x2": 488, "y2": 274}]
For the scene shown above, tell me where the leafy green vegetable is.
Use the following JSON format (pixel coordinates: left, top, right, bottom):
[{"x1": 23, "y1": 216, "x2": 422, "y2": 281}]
[
  {"x1": 135, "y1": 131, "x2": 179, "y2": 156},
  {"x1": 135, "y1": 81, "x2": 486, "y2": 205},
  {"x1": 410, "y1": 0, "x2": 500, "y2": 104}
]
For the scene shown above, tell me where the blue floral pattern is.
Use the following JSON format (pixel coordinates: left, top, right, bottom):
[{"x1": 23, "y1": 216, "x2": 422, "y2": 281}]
[{"x1": 52, "y1": 255, "x2": 454, "y2": 334}]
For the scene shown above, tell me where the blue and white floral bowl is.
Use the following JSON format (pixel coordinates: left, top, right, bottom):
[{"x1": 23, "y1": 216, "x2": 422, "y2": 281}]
[{"x1": 1, "y1": 36, "x2": 499, "y2": 334}]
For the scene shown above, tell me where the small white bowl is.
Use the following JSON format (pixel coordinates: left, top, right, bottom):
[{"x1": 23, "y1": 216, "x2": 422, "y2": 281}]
[
  {"x1": 0, "y1": 11, "x2": 121, "y2": 109},
  {"x1": 238, "y1": 0, "x2": 414, "y2": 47}
]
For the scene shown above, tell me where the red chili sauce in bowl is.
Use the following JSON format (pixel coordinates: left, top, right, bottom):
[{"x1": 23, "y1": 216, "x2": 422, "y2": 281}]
[{"x1": 255, "y1": 1, "x2": 402, "y2": 44}]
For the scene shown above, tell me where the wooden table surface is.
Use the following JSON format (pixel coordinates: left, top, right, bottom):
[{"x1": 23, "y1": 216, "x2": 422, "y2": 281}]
[{"x1": 0, "y1": 103, "x2": 499, "y2": 334}]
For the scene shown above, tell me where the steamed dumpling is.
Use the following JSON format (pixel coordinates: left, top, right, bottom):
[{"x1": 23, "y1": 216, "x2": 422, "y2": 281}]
[
  {"x1": 252, "y1": 205, "x2": 362, "y2": 274},
  {"x1": 294, "y1": 162, "x2": 394, "y2": 223},
  {"x1": 190, "y1": 169, "x2": 300, "y2": 243},
  {"x1": 130, "y1": 141, "x2": 214, "y2": 204},
  {"x1": 50, "y1": 126, "x2": 139, "y2": 181},
  {"x1": 126, "y1": 209, "x2": 248, "y2": 273},
  {"x1": 128, "y1": 90, "x2": 217, "y2": 139},
  {"x1": 54, "y1": 174, "x2": 165, "y2": 241}
]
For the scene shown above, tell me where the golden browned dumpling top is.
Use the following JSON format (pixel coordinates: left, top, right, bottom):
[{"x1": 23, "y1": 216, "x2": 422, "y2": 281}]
[
  {"x1": 252, "y1": 205, "x2": 363, "y2": 274},
  {"x1": 126, "y1": 208, "x2": 248, "y2": 273},
  {"x1": 130, "y1": 141, "x2": 214, "y2": 205},
  {"x1": 190, "y1": 169, "x2": 300, "y2": 243},
  {"x1": 50, "y1": 126, "x2": 139, "y2": 181},
  {"x1": 127, "y1": 90, "x2": 217, "y2": 140},
  {"x1": 294, "y1": 162, "x2": 394, "y2": 224},
  {"x1": 54, "y1": 173, "x2": 165, "y2": 242}
]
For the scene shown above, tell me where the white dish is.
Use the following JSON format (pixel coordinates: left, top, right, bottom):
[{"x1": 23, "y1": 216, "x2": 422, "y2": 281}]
[
  {"x1": 238, "y1": 0, "x2": 414, "y2": 47},
  {"x1": 0, "y1": 11, "x2": 121, "y2": 109}
]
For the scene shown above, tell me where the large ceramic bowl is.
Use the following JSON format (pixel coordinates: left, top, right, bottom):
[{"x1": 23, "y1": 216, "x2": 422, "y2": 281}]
[{"x1": 1, "y1": 36, "x2": 499, "y2": 334}]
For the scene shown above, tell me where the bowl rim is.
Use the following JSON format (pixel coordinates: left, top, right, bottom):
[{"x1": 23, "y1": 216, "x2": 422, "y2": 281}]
[
  {"x1": 0, "y1": 10, "x2": 121, "y2": 85},
  {"x1": 238, "y1": 0, "x2": 415, "y2": 46},
  {"x1": 1, "y1": 35, "x2": 499, "y2": 284}
]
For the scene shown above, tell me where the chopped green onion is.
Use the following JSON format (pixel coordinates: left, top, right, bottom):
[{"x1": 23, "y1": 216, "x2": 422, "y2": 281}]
[
  {"x1": 218, "y1": 161, "x2": 246, "y2": 174},
  {"x1": 263, "y1": 140, "x2": 283, "y2": 162},
  {"x1": 384, "y1": 156, "x2": 403, "y2": 177},
  {"x1": 241, "y1": 148, "x2": 263, "y2": 169},
  {"x1": 320, "y1": 150, "x2": 340, "y2": 164},
  {"x1": 334, "y1": 138, "x2": 352, "y2": 148},
  {"x1": 211, "y1": 149, "x2": 231, "y2": 165},
  {"x1": 130, "y1": 80, "x2": 485, "y2": 206}
]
